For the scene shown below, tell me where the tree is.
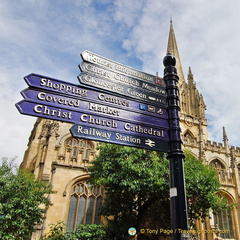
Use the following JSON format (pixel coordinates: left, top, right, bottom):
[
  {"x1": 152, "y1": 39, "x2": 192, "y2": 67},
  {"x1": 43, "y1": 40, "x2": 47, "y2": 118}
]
[
  {"x1": 88, "y1": 144, "x2": 169, "y2": 239},
  {"x1": 41, "y1": 221, "x2": 106, "y2": 240},
  {"x1": 88, "y1": 143, "x2": 227, "y2": 239},
  {"x1": 183, "y1": 149, "x2": 228, "y2": 226},
  {"x1": 72, "y1": 224, "x2": 106, "y2": 240},
  {"x1": 0, "y1": 157, "x2": 53, "y2": 240}
]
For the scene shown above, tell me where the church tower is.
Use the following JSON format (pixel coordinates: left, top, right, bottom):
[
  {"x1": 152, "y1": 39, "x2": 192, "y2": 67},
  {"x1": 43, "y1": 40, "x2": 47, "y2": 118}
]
[
  {"x1": 167, "y1": 20, "x2": 208, "y2": 159},
  {"x1": 166, "y1": 21, "x2": 240, "y2": 239}
]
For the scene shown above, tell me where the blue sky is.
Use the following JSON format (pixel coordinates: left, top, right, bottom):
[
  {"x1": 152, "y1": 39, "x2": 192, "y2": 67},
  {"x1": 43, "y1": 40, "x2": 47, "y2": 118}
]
[{"x1": 1, "y1": 0, "x2": 240, "y2": 165}]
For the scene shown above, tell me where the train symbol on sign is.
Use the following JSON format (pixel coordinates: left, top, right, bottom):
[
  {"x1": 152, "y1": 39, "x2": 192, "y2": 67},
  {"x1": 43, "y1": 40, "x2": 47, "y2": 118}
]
[{"x1": 145, "y1": 139, "x2": 156, "y2": 147}]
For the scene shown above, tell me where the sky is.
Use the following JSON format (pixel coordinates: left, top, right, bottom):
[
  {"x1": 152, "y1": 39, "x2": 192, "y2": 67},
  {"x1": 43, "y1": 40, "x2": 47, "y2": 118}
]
[{"x1": 1, "y1": 0, "x2": 240, "y2": 165}]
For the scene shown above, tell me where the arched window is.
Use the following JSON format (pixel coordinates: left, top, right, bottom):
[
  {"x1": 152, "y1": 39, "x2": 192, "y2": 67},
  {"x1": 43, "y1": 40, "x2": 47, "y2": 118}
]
[
  {"x1": 183, "y1": 130, "x2": 195, "y2": 145},
  {"x1": 210, "y1": 159, "x2": 225, "y2": 170},
  {"x1": 183, "y1": 130, "x2": 194, "y2": 139},
  {"x1": 66, "y1": 181, "x2": 104, "y2": 231},
  {"x1": 64, "y1": 138, "x2": 94, "y2": 164},
  {"x1": 210, "y1": 159, "x2": 226, "y2": 182},
  {"x1": 214, "y1": 198, "x2": 235, "y2": 239}
]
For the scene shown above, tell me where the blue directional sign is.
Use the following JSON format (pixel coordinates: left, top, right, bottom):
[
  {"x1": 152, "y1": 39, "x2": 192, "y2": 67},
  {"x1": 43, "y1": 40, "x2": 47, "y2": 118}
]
[
  {"x1": 16, "y1": 50, "x2": 171, "y2": 153},
  {"x1": 24, "y1": 73, "x2": 167, "y2": 116},
  {"x1": 70, "y1": 124, "x2": 169, "y2": 152},
  {"x1": 21, "y1": 88, "x2": 167, "y2": 120},
  {"x1": 15, "y1": 100, "x2": 169, "y2": 141},
  {"x1": 78, "y1": 72, "x2": 166, "y2": 106},
  {"x1": 19, "y1": 89, "x2": 169, "y2": 129}
]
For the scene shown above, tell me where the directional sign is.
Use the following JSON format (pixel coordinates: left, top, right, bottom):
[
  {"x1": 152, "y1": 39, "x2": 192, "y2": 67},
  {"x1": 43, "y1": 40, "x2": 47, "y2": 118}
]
[
  {"x1": 24, "y1": 73, "x2": 167, "y2": 116},
  {"x1": 16, "y1": 49, "x2": 171, "y2": 152},
  {"x1": 16, "y1": 100, "x2": 169, "y2": 141},
  {"x1": 79, "y1": 61, "x2": 166, "y2": 94},
  {"x1": 70, "y1": 124, "x2": 169, "y2": 152},
  {"x1": 81, "y1": 50, "x2": 158, "y2": 84},
  {"x1": 21, "y1": 87, "x2": 167, "y2": 120},
  {"x1": 79, "y1": 51, "x2": 167, "y2": 106},
  {"x1": 19, "y1": 89, "x2": 169, "y2": 128},
  {"x1": 78, "y1": 72, "x2": 166, "y2": 106}
]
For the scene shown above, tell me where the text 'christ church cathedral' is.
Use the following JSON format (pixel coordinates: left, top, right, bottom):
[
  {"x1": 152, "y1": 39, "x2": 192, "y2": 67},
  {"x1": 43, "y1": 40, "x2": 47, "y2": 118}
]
[{"x1": 20, "y1": 21, "x2": 240, "y2": 240}]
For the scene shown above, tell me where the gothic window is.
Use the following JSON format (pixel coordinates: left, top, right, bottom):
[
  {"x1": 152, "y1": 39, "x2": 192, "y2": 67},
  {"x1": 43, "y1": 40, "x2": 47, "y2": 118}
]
[
  {"x1": 183, "y1": 130, "x2": 194, "y2": 145},
  {"x1": 214, "y1": 204, "x2": 235, "y2": 239},
  {"x1": 64, "y1": 138, "x2": 94, "y2": 163},
  {"x1": 209, "y1": 159, "x2": 226, "y2": 181},
  {"x1": 183, "y1": 131, "x2": 194, "y2": 139},
  {"x1": 66, "y1": 181, "x2": 104, "y2": 231},
  {"x1": 210, "y1": 159, "x2": 225, "y2": 170}
]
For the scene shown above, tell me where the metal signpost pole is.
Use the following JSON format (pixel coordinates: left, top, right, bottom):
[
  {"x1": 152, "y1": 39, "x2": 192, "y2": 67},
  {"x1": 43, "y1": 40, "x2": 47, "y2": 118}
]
[{"x1": 163, "y1": 53, "x2": 189, "y2": 240}]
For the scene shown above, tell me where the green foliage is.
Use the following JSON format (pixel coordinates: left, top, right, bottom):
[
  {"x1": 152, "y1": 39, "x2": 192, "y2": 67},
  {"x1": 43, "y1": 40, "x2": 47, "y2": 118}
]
[
  {"x1": 88, "y1": 143, "x2": 228, "y2": 239},
  {"x1": 74, "y1": 224, "x2": 106, "y2": 239},
  {"x1": 0, "y1": 157, "x2": 53, "y2": 240},
  {"x1": 184, "y1": 149, "x2": 228, "y2": 226},
  {"x1": 88, "y1": 144, "x2": 169, "y2": 239},
  {"x1": 41, "y1": 221, "x2": 67, "y2": 240},
  {"x1": 41, "y1": 221, "x2": 106, "y2": 240}
]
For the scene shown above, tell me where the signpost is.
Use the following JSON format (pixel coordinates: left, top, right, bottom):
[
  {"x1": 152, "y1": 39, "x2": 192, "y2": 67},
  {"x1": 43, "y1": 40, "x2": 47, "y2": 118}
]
[
  {"x1": 78, "y1": 72, "x2": 166, "y2": 105},
  {"x1": 16, "y1": 50, "x2": 189, "y2": 240},
  {"x1": 16, "y1": 97, "x2": 169, "y2": 137},
  {"x1": 24, "y1": 73, "x2": 166, "y2": 117},
  {"x1": 163, "y1": 53, "x2": 189, "y2": 240},
  {"x1": 79, "y1": 61, "x2": 166, "y2": 97},
  {"x1": 81, "y1": 50, "x2": 157, "y2": 83},
  {"x1": 19, "y1": 88, "x2": 168, "y2": 128},
  {"x1": 70, "y1": 124, "x2": 169, "y2": 152},
  {"x1": 79, "y1": 51, "x2": 166, "y2": 106}
]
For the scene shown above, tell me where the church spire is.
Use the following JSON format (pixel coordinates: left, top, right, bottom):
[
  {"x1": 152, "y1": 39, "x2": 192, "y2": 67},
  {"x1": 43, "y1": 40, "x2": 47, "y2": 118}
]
[{"x1": 167, "y1": 20, "x2": 185, "y2": 86}]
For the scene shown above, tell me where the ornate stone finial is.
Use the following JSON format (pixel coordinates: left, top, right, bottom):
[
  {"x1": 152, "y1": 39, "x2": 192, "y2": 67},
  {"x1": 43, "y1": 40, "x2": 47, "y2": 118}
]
[
  {"x1": 188, "y1": 66, "x2": 193, "y2": 79},
  {"x1": 222, "y1": 126, "x2": 230, "y2": 155},
  {"x1": 188, "y1": 66, "x2": 192, "y2": 75},
  {"x1": 223, "y1": 126, "x2": 229, "y2": 142},
  {"x1": 163, "y1": 53, "x2": 176, "y2": 67},
  {"x1": 230, "y1": 147, "x2": 236, "y2": 168},
  {"x1": 39, "y1": 120, "x2": 60, "y2": 140},
  {"x1": 187, "y1": 67, "x2": 195, "y2": 87},
  {"x1": 198, "y1": 120, "x2": 206, "y2": 161}
]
